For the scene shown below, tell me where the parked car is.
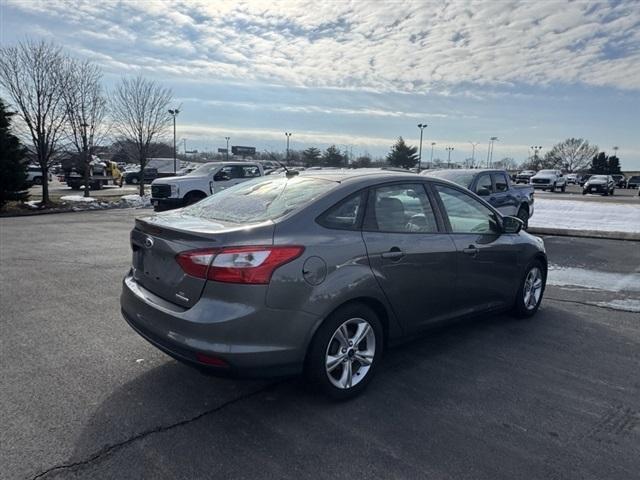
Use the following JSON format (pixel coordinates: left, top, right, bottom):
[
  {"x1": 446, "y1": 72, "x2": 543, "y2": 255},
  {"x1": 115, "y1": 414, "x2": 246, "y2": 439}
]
[
  {"x1": 150, "y1": 161, "x2": 265, "y2": 211},
  {"x1": 515, "y1": 170, "x2": 536, "y2": 184},
  {"x1": 582, "y1": 175, "x2": 615, "y2": 196},
  {"x1": 578, "y1": 174, "x2": 592, "y2": 186},
  {"x1": 529, "y1": 169, "x2": 567, "y2": 192},
  {"x1": 121, "y1": 170, "x2": 547, "y2": 399},
  {"x1": 565, "y1": 173, "x2": 579, "y2": 185},
  {"x1": 626, "y1": 175, "x2": 640, "y2": 189},
  {"x1": 611, "y1": 174, "x2": 627, "y2": 188},
  {"x1": 25, "y1": 165, "x2": 52, "y2": 187},
  {"x1": 424, "y1": 169, "x2": 535, "y2": 227}
]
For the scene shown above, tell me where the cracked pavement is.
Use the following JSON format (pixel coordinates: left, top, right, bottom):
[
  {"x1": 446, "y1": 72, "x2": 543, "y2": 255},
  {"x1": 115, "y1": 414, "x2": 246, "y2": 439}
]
[{"x1": 1, "y1": 210, "x2": 639, "y2": 480}]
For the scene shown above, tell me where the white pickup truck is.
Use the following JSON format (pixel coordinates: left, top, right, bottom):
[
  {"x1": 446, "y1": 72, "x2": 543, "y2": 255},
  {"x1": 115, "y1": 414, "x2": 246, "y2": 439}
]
[
  {"x1": 529, "y1": 169, "x2": 567, "y2": 192},
  {"x1": 150, "y1": 161, "x2": 264, "y2": 211}
]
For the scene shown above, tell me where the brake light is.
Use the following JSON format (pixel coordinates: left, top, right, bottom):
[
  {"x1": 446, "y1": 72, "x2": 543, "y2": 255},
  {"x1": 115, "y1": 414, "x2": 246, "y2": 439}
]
[{"x1": 176, "y1": 246, "x2": 304, "y2": 284}]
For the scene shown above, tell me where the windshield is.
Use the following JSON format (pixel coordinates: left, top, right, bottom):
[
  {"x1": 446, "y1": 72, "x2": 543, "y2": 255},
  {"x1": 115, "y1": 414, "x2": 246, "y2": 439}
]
[
  {"x1": 520, "y1": 171, "x2": 535, "y2": 175},
  {"x1": 188, "y1": 163, "x2": 220, "y2": 176},
  {"x1": 590, "y1": 175, "x2": 607, "y2": 181},
  {"x1": 426, "y1": 170, "x2": 475, "y2": 188},
  {"x1": 538, "y1": 170, "x2": 556, "y2": 175},
  {"x1": 182, "y1": 175, "x2": 337, "y2": 223}
]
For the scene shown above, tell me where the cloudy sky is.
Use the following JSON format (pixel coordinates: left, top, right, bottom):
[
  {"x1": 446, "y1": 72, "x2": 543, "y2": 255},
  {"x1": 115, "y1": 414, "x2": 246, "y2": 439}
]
[{"x1": 2, "y1": 0, "x2": 639, "y2": 168}]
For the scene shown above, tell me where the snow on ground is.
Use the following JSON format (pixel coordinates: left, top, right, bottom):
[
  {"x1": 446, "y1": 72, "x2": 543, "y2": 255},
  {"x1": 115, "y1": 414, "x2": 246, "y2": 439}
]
[
  {"x1": 547, "y1": 264, "x2": 640, "y2": 293},
  {"x1": 119, "y1": 194, "x2": 151, "y2": 208},
  {"x1": 60, "y1": 195, "x2": 97, "y2": 203},
  {"x1": 595, "y1": 299, "x2": 640, "y2": 313},
  {"x1": 530, "y1": 198, "x2": 640, "y2": 233}
]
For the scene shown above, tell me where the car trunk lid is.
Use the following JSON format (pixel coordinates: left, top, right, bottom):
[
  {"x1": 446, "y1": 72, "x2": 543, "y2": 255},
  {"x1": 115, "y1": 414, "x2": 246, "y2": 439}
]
[{"x1": 130, "y1": 211, "x2": 274, "y2": 308}]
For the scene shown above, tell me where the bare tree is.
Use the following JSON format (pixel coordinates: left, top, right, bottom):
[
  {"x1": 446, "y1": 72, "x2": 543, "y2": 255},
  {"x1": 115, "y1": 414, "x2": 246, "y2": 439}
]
[
  {"x1": 544, "y1": 138, "x2": 598, "y2": 172},
  {"x1": 111, "y1": 76, "x2": 173, "y2": 196},
  {"x1": 0, "y1": 40, "x2": 70, "y2": 205},
  {"x1": 63, "y1": 59, "x2": 108, "y2": 197}
]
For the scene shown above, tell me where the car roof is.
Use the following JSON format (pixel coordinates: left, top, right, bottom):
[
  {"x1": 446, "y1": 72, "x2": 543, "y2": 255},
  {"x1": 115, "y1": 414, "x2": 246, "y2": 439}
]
[{"x1": 296, "y1": 168, "x2": 419, "y2": 184}]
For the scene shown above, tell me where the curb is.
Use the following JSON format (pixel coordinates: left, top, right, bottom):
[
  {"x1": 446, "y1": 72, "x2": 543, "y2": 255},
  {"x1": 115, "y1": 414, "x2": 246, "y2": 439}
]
[{"x1": 528, "y1": 226, "x2": 640, "y2": 242}]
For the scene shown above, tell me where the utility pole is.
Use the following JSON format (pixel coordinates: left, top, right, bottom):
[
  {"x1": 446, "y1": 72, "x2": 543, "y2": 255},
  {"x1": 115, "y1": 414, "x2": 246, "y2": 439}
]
[
  {"x1": 285, "y1": 132, "x2": 292, "y2": 165},
  {"x1": 225, "y1": 136, "x2": 230, "y2": 161},
  {"x1": 469, "y1": 141, "x2": 478, "y2": 168},
  {"x1": 430, "y1": 142, "x2": 436, "y2": 168},
  {"x1": 81, "y1": 122, "x2": 90, "y2": 197},
  {"x1": 417, "y1": 123, "x2": 427, "y2": 171},
  {"x1": 446, "y1": 146, "x2": 454, "y2": 168},
  {"x1": 613, "y1": 145, "x2": 619, "y2": 158},
  {"x1": 168, "y1": 109, "x2": 180, "y2": 174}
]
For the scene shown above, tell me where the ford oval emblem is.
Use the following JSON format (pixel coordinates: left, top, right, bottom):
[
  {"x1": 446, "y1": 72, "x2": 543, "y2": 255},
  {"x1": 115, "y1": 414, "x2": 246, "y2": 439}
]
[{"x1": 143, "y1": 236, "x2": 154, "y2": 249}]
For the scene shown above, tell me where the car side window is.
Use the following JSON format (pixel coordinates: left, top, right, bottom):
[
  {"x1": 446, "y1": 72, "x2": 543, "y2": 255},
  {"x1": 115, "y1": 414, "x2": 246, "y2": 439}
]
[
  {"x1": 492, "y1": 173, "x2": 509, "y2": 192},
  {"x1": 435, "y1": 185, "x2": 500, "y2": 234},
  {"x1": 475, "y1": 174, "x2": 493, "y2": 195},
  {"x1": 368, "y1": 183, "x2": 438, "y2": 233},
  {"x1": 317, "y1": 192, "x2": 364, "y2": 230},
  {"x1": 242, "y1": 165, "x2": 261, "y2": 177}
]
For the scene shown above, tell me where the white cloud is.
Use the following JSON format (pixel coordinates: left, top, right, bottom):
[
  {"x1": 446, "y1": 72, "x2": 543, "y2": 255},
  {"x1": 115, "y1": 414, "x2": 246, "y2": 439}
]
[{"x1": 6, "y1": 0, "x2": 640, "y2": 91}]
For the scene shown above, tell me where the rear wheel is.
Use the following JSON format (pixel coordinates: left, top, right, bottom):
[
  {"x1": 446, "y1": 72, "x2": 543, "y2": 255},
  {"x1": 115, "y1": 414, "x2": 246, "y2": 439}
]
[
  {"x1": 560, "y1": 184, "x2": 566, "y2": 192},
  {"x1": 305, "y1": 303, "x2": 383, "y2": 400},
  {"x1": 130, "y1": 176, "x2": 139, "y2": 185},
  {"x1": 512, "y1": 260, "x2": 545, "y2": 318}
]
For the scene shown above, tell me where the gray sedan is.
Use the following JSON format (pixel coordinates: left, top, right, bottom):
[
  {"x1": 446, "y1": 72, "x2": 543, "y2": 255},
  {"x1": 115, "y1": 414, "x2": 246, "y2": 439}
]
[{"x1": 121, "y1": 170, "x2": 547, "y2": 399}]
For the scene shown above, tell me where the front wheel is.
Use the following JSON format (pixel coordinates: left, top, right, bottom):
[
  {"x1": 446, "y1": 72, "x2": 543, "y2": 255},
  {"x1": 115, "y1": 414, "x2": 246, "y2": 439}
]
[
  {"x1": 560, "y1": 184, "x2": 566, "y2": 192},
  {"x1": 305, "y1": 303, "x2": 383, "y2": 400},
  {"x1": 512, "y1": 260, "x2": 546, "y2": 318},
  {"x1": 516, "y1": 206, "x2": 529, "y2": 229}
]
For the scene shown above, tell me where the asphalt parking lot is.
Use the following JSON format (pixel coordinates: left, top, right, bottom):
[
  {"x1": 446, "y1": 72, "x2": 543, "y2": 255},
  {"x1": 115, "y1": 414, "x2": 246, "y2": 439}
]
[
  {"x1": 1, "y1": 210, "x2": 639, "y2": 480},
  {"x1": 535, "y1": 184, "x2": 638, "y2": 203}
]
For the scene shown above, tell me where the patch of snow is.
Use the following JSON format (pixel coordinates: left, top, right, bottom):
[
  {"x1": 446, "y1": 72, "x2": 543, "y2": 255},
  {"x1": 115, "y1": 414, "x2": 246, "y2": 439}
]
[
  {"x1": 25, "y1": 201, "x2": 41, "y2": 209},
  {"x1": 594, "y1": 299, "x2": 640, "y2": 313},
  {"x1": 60, "y1": 195, "x2": 97, "y2": 203},
  {"x1": 120, "y1": 194, "x2": 151, "y2": 208},
  {"x1": 530, "y1": 198, "x2": 640, "y2": 233},
  {"x1": 547, "y1": 264, "x2": 640, "y2": 293}
]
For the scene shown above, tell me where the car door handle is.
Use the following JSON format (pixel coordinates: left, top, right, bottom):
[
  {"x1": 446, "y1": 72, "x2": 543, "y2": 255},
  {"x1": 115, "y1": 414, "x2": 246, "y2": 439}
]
[
  {"x1": 381, "y1": 247, "x2": 404, "y2": 260},
  {"x1": 462, "y1": 246, "x2": 479, "y2": 256}
]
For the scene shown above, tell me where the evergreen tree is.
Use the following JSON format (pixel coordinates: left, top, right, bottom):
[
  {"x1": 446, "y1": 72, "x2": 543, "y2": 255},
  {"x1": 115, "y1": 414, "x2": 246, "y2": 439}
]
[
  {"x1": 590, "y1": 152, "x2": 608, "y2": 174},
  {"x1": 322, "y1": 145, "x2": 345, "y2": 167},
  {"x1": 302, "y1": 147, "x2": 321, "y2": 166},
  {"x1": 386, "y1": 137, "x2": 418, "y2": 169},
  {"x1": 352, "y1": 155, "x2": 372, "y2": 168},
  {"x1": 0, "y1": 98, "x2": 28, "y2": 208},
  {"x1": 607, "y1": 155, "x2": 621, "y2": 174}
]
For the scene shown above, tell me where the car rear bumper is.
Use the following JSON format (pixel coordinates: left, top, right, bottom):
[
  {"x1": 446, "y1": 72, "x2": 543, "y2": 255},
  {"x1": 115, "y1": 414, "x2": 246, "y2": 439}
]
[{"x1": 120, "y1": 273, "x2": 319, "y2": 378}]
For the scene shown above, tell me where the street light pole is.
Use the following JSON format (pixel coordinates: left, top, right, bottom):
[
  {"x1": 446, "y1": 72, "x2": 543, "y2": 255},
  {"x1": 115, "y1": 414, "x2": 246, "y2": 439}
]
[
  {"x1": 285, "y1": 132, "x2": 292, "y2": 165},
  {"x1": 613, "y1": 145, "x2": 619, "y2": 158},
  {"x1": 168, "y1": 109, "x2": 180, "y2": 174},
  {"x1": 81, "y1": 122, "x2": 90, "y2": 198},
  {"x1": 430, "y1": 142, "x2": 436, "y2": 167},
  {"x1": 487, "y1": 136, "x2": 498, "y2": 167},
  {"x1": 446, "y1": 146, "x2": 454, "y2": 168},
  {"x1": 469, "y1": 141, "x2": 478, "y2": 168},
  {"x1": 530, "y1": 145, "x2": 542, "y2": 166},
  {"x1": 417, "y1": 123, "x2": 427, "y2": 171},
  {"x1": 225, "y1": 136, "x2": 230, "y2": 161}
]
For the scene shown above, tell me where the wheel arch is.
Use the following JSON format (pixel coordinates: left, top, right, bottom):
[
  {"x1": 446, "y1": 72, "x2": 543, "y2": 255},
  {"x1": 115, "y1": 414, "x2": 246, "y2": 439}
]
[{"x1": 184, "y1": 189, "x2": 208, "y2": 200}]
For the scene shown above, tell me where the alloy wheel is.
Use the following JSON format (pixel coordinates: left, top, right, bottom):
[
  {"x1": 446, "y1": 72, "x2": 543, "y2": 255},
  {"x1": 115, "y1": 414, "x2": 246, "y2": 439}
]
[
  {"x1": 325, "y1": 317, "x2": 376, "y2": 389},
  {"x1": 523, "y1": 267, "x2": 543, "y2": 310}
]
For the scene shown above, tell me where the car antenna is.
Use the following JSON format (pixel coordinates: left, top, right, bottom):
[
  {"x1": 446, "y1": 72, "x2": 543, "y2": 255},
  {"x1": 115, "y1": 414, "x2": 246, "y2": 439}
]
[{"x1": 264, "y1": 150, "x2": 298, "y2": 177}]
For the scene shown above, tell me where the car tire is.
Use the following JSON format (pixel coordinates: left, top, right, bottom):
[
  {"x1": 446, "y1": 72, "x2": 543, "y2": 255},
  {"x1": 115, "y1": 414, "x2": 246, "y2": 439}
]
[
  {"x1": 512, "y1": 259, "x2": 546, "y2": 318},
  {"x1": 305, "y1": 303, "x2": 383, "y2": 400},
  {"x1": 183, "y1": 192, "x2": 207, "y2": 206},
  {"x1": 582, "y1": 190, "x2": 587, "y2": 195},
  {"x1": 516, "y1": 206, "x2": 529, "y2": 229},
  {"x1": 33, "y1": 176, "x2": 42, "y2": 185},
  {"x1": 130, "y1": 177, "x2": 139, "y2": 185},
  {"x1": 610, "y1": 188, "x2": 615, "y2": 196},
  {"x1": 560, "y1": 184, "x2": 566, "y2": 192},
  {"x1": 552, "y1": 182, "x2": 557, "y2": 192}
]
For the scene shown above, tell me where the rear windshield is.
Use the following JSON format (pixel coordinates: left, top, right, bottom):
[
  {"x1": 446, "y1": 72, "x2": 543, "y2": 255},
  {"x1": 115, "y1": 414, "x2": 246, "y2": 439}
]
[
  {"x1": 590, "y1": 175, "x2": 607, "y2": 180},
  {"x1": 182, "y1": 176, "x2": 337, "y2": 223},
  {"x1": 426, "y1": 170, "x2": 475, "y2": 188}
]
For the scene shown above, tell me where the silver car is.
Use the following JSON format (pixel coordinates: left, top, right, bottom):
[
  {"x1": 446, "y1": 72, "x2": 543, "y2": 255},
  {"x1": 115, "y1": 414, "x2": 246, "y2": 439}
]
[{"x1": 121, "y1": 170, "x2": 547, "y2": 398}]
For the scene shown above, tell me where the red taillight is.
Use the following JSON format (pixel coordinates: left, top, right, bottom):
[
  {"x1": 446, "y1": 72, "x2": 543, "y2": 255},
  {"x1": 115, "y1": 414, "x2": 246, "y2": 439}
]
[
  {"x1": 195, "y1": 353, "x2": 229, "y2": 367},
  {"x1": 176, "y1": 246, "x2": 304, "y2": 284}
]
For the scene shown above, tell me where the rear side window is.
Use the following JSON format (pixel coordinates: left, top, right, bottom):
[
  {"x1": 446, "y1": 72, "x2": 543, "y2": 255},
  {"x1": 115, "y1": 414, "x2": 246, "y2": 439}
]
[
  {"x1": 317, "y1": 192, "x2": 365, "y2": 230},
  {"x1": 366, "y1": 183, "x2": 438, "y2": 233},
  {"x1": 492, "y1": 173, "x2": 509, "y2": 192},
  {"x1": 184, "y1": 176, "x2": 336, "y2": 224}
]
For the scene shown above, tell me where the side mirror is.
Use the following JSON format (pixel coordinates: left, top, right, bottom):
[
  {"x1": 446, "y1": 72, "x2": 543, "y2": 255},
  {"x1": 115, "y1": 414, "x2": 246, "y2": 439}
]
[
  {"x1": 502, "y1": 216, "x2": 523, "y2": 234},
  {"x1": 476, "y1": 186, "x2": 491, "y2": 196}
]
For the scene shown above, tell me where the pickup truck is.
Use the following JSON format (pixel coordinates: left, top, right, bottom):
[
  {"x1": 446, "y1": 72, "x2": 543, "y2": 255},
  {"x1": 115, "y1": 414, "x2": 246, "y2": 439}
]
[
  {"x1": 515, "y1": 170, "x2": 536, "y2": 184},
  {"x1": 423, "y1": 169, "x2": 535, "y2": 227},
  {"x1": 150, "y1": 161, "x2": 265, "y2": 211},
  {"x1": 529, "y1": 169, "x2": 567, "y2": 192}
]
